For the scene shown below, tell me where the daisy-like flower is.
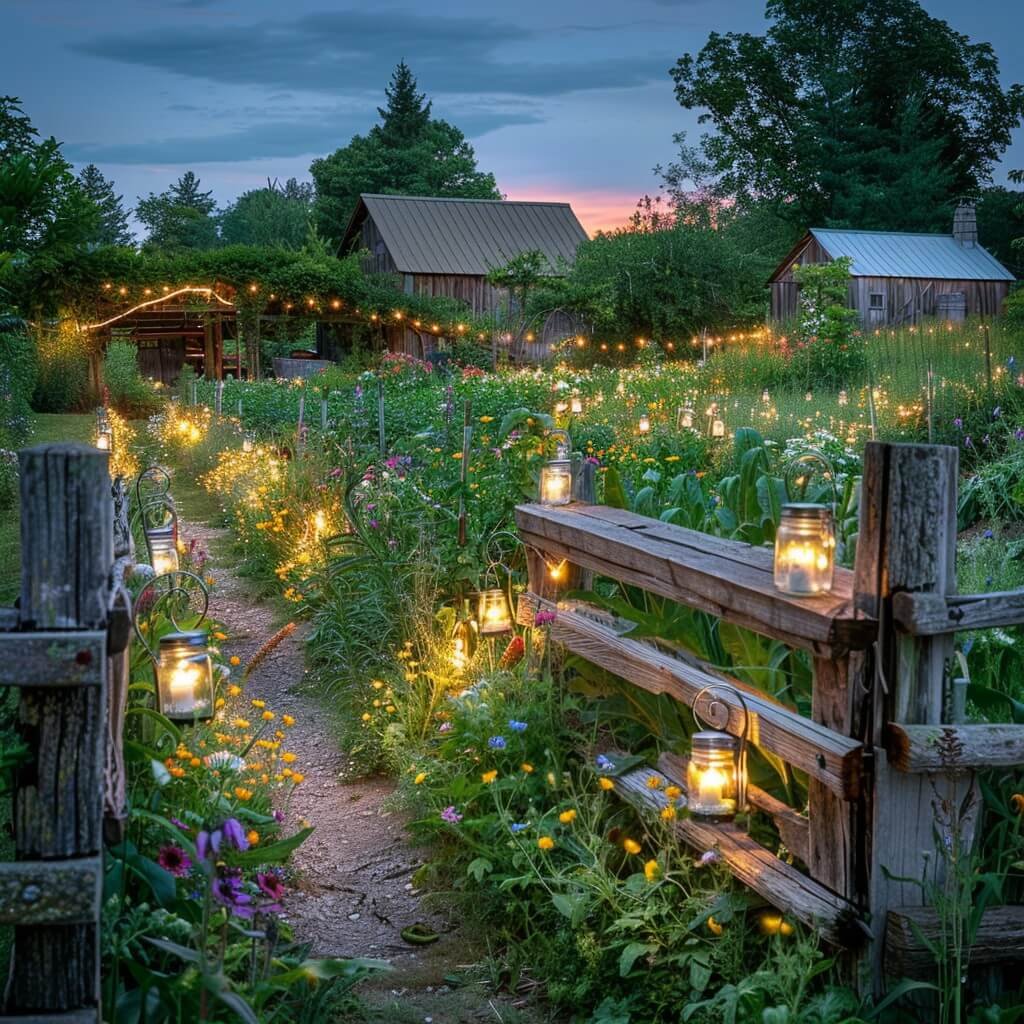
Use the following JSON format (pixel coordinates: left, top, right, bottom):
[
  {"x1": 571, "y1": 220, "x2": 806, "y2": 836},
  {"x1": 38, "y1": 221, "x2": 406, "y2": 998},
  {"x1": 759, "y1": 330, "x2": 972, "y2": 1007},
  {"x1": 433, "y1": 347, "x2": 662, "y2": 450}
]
[
  {"x1": 537, "y1": 836, "x2": 555, "y2": 851},
  {"x1": 623, "y1": 838, "x2": 642, "y2": 855},
  {"x1": 157, "y1": 844, "x2": 191, "y2": 877}
]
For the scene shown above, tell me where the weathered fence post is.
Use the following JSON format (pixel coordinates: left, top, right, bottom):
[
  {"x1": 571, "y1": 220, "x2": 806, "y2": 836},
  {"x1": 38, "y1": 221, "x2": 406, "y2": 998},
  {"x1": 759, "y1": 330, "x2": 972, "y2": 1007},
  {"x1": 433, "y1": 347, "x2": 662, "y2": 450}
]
[
  {"x1": 1, "y1": 443, "x2": 112, "y2": 1018},
  {"x1": 854, "y1": 441, "x2": 961, "y2": 990}
]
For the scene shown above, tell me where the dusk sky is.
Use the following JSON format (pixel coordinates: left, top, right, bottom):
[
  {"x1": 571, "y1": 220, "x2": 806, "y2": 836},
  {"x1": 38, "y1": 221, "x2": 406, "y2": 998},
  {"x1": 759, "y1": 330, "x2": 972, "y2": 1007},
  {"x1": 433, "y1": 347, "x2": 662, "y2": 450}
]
[{"x1": 5, "y1": 0, "x2": 1023, "y2": 236}]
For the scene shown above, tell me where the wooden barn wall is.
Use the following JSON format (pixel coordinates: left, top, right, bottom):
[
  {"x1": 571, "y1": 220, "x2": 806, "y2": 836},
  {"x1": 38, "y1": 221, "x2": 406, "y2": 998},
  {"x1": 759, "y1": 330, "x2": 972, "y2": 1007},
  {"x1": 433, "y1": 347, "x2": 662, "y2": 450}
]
[{"x1": 359, "y1": 217, "x2": 397, "y2": 274}]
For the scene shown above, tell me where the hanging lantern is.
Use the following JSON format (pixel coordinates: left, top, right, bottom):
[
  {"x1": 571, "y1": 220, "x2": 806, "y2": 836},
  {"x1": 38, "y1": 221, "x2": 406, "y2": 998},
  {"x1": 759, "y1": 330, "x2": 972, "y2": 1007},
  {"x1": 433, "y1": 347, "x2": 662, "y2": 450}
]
[
  {"x1": 540, "y1": 431, "x2": 573, "y2": 506},
  {"x1": 686, "y1": 685, "x2": 749, "y2": 823},
  {"x1": 638, "y1": 414, "x2": 651, "y2": 434},
  {"x1": 477, "y1": 588, "x2": 512, "y2": 635},
  {"x1": 155, "y1": 630, "x2": 215, "y2": 721},
  {"x1": 711, "y1": 418, "x2": 726, "y2": 438},
  {"x1": 95, "y1": 426, "x2": 113, "y2": 451},
  {"x1": 242, "y1": 430, "x2": 256, "y2": 453},
  {"x1": 146, "y1": 524, "x2": 180, "y2": 576},
  {"x1": 570, "y1": 395, "x2": 584, "y2": 415},
  {"x1": 773, "y1": 504, "x2": 835, "y2": 595}
]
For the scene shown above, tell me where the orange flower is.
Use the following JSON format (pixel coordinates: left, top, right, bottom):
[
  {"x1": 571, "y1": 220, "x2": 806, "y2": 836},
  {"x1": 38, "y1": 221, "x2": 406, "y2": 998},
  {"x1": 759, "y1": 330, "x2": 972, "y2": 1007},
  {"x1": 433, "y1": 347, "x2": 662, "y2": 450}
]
[
  {"x1": 291, "y1": 772, "x2": 305, "y2": 784},
  {"x1": 481, "y1": 770, "x2": 498, "y2": 784},
  {"x1": 282, "y1": 715, "x2": 296, "y2": 727},
  {"x1": 623, "y1": 838, "x2": 642, "y2": 855},
  {"x1": 1011, "y1": 793, "x2": 1024, "y2": 815},
  {"x1": 559, "y1": 809, "x2": 577, "y2": 824},
  {"x1": 230, "y1": 656, "x2": 241, "y2": 666},
  {"x1": 598, "y1": 777, "x2": 615, "y2": 791},
  {"x1": 538, "y1": 836, "x2": 555, "y2": 851},
  {"x1": 247, "y1": 830, "x2": 260, "y2": 847}
]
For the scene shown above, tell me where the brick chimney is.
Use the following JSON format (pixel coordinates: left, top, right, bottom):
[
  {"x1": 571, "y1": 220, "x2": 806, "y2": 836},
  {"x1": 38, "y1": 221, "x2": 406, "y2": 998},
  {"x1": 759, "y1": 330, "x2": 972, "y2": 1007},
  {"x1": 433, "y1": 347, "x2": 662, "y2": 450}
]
[{"x1": 953, "y1": 201, "x2": 977, "y2": 247}]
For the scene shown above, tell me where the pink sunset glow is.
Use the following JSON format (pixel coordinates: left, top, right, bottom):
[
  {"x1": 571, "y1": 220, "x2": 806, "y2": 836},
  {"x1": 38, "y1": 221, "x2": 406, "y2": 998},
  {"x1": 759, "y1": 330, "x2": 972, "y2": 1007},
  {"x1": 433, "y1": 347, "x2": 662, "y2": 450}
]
[{"x1": 504, "y1": 186, "x2": 642, "y2": 237}]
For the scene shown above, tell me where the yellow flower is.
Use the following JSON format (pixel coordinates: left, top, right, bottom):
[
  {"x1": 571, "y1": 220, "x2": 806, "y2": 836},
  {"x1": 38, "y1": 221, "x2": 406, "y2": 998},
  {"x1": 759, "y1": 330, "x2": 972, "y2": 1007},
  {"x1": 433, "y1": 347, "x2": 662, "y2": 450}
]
[
  {"x1": 251, "y1": 699, "x2": 266, "y2": 708},
  {"x1": 481, "y1": 770, "x2": 498, "y2": 784},
  {"x1": 282, "y1": 715, "x2": 296, "y2": 727},
  {"x1": 660, "y1": 805, "x2": 677, "y2": 821},
  {"x1": 623, "y1": 838, "x2": 642, "y2": 855},
  {"x1": 646, "y1": 775, "x2": 662, "y2": 790},
  {"x1": 644, "y1": 859, "x2": 660, "y2": 882},
  {"x1": 371, "y1": 680, "x2": 385, "y2": 689},
  {"x1": 546, "y1": 772, "x2": 557, "y2": 787},
  {"x1": 214, "y1": 631, "x2": 227, "y2": 641},
  {"x1": 247, "y1": 830, "x2": 260, "y2": 847},
  {"x1": 229, "y1": 655, "x2": 241, "y2": 666},
  {"x1": 228, "y1": 685, "x2": 242, "y2": 697},
  {"x1": 664, "y1": 785, "x2": 682, "y2": 801},
  {"x1": 234, "y1": 787, "x2": 253, "y2": 801},
  {"x1": 189, "y1": 757, "x2": 201, "y2": 768},
  {"x1": 598, "y1": 777, "x2": 615, "y2": 791},
  {"x1": 169, "y1": 766, "x2": 185, "y2": 778},
  {"x1": 521, "y1": 762, "x2": 534, "y2": 774},
  {"x1": 361, "y1": 712, "x2": 371, "y2": 722},
  {"x1": 479, "y1": 415, "x2": 494, "y2": 423},
  {"x1": 537, "y1": 836, "x2": 555, "y2": 851},
  {"x1": 215, "y1": 697, "x2": 225, "y2": 709},
  {"x1": 707, "y1": 916, "x2": 724, "y2": 936},
  {"x1": 452, "y1": 452, "x2": 463, "y2": 460},
  {"x1": 414, "y1": 772, "x2": 427, "y2": 785},
  {"x1": 291, "y1": 772, "x2": 305, "y2": 784},
  {"x1": 232, "y1": 718, "x2": 250, "y2": 730},
  {"x1": 262, "y1": 711, "x2": 275, "y2": 721},
  {"x1": 385, "y1": 705, "x2": 396, "y2": 713},
  {"x1": 281, "y1": 752, "x2": 296, "y2": 763},
  {"x1": 558, "y1": 809, "x2": 577, "y2": 824}
]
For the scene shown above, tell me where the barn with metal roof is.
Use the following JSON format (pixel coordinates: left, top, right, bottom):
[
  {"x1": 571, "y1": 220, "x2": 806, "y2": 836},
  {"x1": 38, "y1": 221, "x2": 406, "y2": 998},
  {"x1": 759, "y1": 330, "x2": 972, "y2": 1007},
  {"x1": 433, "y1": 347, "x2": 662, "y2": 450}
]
[
  {"x1": 333, "y1": 194, "x2": 588, "y2": 359},
  {"x1": 768, "y1": 204, "x2": 1014, "y2": 325}
]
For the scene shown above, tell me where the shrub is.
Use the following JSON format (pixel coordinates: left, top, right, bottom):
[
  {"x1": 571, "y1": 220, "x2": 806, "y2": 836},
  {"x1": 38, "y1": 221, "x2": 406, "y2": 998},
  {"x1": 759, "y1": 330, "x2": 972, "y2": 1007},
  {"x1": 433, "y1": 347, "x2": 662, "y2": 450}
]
[
  {"x1": 33, "y1": 326, "x2": 93, "y2": 412},
  {"x1": 102, "y1": 341, "x2": 162, "y2": 416}
]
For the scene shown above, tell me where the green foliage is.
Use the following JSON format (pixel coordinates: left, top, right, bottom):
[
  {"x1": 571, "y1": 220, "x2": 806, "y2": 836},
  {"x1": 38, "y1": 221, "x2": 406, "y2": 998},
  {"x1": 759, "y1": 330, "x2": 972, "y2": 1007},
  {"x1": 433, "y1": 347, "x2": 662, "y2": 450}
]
[
  {"x1": 32, "y1": 326, "x2": 93, "y2": 412},
  {"x1": 219, "y1": 179, "x2": 313, "y2": 250},
  {"x1": 791, "y1": 258, "x2": 865, "y2": 387},
  {"x1": 670, "y1": 0, "x2": 1024, "y2": 231},
  {"x1": 76, "y1": 164, "x2": 132, "y2": 247},
  {"x1": 311, "y1": 62, "x2": 500, "y2": 243},
  {"x1": 103, "y1": 341, "x2": 161, "y2": 416},
  {"x1": 136, "y1": 171, "x2": 218, "y2": 252}
]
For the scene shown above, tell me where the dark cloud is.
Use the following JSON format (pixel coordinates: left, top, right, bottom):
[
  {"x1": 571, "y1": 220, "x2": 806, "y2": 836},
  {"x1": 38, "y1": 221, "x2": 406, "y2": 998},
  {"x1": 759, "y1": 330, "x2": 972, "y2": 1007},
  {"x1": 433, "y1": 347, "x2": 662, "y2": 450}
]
[
  {"x1": 63, "y1": 107, "x2": 544, "y2": 165},
  {"x1": 73, "y1": 10, "x2": 672, "y2": 98}
]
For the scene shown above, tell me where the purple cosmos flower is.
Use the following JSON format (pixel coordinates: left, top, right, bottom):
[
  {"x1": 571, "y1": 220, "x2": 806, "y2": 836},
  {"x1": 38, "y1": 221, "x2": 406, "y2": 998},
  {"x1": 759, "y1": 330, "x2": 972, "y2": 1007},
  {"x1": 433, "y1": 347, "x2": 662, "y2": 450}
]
[
  {"x1": 508, "y1": 719, "x2": 528, "y2": 732},
  {"x1": 256, "y1": 871, "x2": 285, "y2": 901},
  {"x1": 369, "y1": 519, "x2": 379, "y2": 529},
  {"x1": 534, "y1": 610, "x2": 557, "y2": 627},
  {"x1": 697, "y1": 850, "x2": 720, "y2": 867},
  {"x1": 211, "y1": 874, "x2": 254, "y2": 918},
  {"x1": 222, "y1": 818, "x2": 250, "y2": 852},
  {"x1": 1016, "y1": 429, "x2": 1024, "y2": 442},
  {"x1": 157, "y1": 844, "x2": 192, "y2": 877},
  {"x1": 440, "y1": 806, "x2": 463, "y2": 824},
  {"x1": 953, "y1": 417, "x2": 963, "y2": 429},
  {"x1": 354, "y1": 385, "x2": 363, "y2": 400},
  {"x1": 488, "y1": 735, "x2": 507, "y2": 750},
  {"x1": 510, "y1": 823, "x2": 530, "y2": 833}
]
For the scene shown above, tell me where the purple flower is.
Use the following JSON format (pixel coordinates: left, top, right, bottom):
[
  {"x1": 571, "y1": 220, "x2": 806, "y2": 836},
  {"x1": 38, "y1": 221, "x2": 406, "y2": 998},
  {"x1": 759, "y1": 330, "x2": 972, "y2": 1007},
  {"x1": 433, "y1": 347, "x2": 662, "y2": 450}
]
[
  {"x1": 157, "y1": 844, "x2": 192, "y2": 877},
  {"x1": 196, "y1": 829, "x2": 221, "y2": 860},
  {"x1": 964, "y1": 436, "x2": 973, "y2": 449},
  {"x1": 440, "y1": 806, "x2": 463, "y2": 824},
  {"x1": 534, "y1": 610, "x2": 557, "y2": 627},
  {"x1": 585, "y1": 456, "x2": 600, "y2": 466},
  {"x1": 256, "y1": 871, "x2": 285, "y2": 901},
  {"x1": 983, "y1": 529, "x2": 994, "y2": 539},
  {"x1": 273, "y1": 810, "x2": 285, "y2": 823},
  {"x1": 508, "y1": 719, "x2": 528, "y2": 732},
  {"x1": 1015, "y1": 429, "x2": 1024, "y2": 442},
  {"x1": 438, "y1": 721, "x2": 453, "y2": 734},
  {"x1": 222, "y1": 818, "x2": 250, "y2": 852},
  {"x1": 354, "y1": 385, "x2": 363, "y2": 400},
  {"x1": 211, "y1": 874, "x2": 254, "y2": 918},
  {"x1": 488, "y1": 735, "x2": 507, "y2": 750},
  {"x1": 953, "y1": 417, "x2": 963, "y2": 429},
  {"x1": 369, "y1": 519, "x2": 379, "y2": 529},
  {"x1": 170, "y1": 816, "x2": 189, "y2": 831},
  {"x1": 697, "y1": 850, "x2": 720, "y2": 867}
]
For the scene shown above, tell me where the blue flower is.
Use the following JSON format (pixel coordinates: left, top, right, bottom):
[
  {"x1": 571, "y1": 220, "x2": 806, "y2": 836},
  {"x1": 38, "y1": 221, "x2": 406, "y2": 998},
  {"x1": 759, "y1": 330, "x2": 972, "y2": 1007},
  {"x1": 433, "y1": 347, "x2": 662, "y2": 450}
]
[
  {"x1": 488, "y1": 736, "x2": 507, "y2": 750},
  {"x1": 596, "y1": 754, "x2": 614, "y2": 771},
  {"x1": 508, "y1": 719, "x2": 528, "y2": 733},
  {"x1": 510, "y1": 822, "x2": 530, "y2": 833},
  {"x1": 983, "y1": 529, "x2": 994, "y2": 539}
]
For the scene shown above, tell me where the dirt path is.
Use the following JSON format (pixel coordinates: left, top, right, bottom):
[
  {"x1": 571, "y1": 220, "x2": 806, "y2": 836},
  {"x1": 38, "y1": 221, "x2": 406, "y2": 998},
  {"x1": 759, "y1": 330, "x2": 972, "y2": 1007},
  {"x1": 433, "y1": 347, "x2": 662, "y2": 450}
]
[{"x1": 183, "y1": 521, "x2": 551, "y2": 1023}]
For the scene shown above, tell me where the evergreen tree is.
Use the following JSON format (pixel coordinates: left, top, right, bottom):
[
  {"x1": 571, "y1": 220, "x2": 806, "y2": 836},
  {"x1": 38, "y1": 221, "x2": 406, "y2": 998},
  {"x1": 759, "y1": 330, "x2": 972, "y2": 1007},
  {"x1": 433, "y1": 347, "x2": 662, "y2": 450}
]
[
  {"x1": 77, "y1": 164, "x2": 132, "y2": 246},
  {"x1": 136, "y1": 171, "x2": 218, "y2": 251},
  {"x1": 311, "y1": 63, "x2": 500, "y2": 244}
]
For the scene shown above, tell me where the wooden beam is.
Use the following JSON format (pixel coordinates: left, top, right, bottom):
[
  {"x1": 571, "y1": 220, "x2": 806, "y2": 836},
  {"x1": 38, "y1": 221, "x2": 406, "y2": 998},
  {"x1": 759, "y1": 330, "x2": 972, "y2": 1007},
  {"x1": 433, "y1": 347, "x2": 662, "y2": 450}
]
[
  {"x1": 518, "y1": 594, "x2": 863, "y2": 799},
  {"x1": 0, "y1": 632, "x2": 106, "y2": 687},
  {"x1": 612, "y1": 763, "x2": 861, "y2": 946},
  {"x1": 886, "y1": 723, "x2": 1024, "y2": 772},
  {"x1": 516, "y1": 503, "x2": 875, "y2": 656},
  {"x1": 893, "y1": 589, "x2": 1024, "y2": 635},
  {"x1": 885, "y1": 905, "x2": 1024, "y2": 978},
  {"x1": 0, "y1": 857, "x2": 102, "y2": 925}
]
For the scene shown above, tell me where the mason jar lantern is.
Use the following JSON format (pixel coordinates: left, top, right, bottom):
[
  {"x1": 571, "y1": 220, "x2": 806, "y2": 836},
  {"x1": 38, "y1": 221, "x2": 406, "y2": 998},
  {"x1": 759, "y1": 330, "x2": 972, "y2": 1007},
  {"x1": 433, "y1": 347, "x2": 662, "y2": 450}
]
[
  {"x1": 687, "y1": 732, "x2": 740, "y2": 821},
  {"x1": 146, "y1": 523, "x2": 180, "y2": 576},
  {"x1": 477, "y1": 588, "x2": 513, "y2": 635},
  {"x1": 156, "y1": 630, "x2": 214, "y2": 721},
  {"x1": 773, "y1": 503, "x2": 835, "y2": 596},
  {"x1": 96, "y1": 425, "x2": 113, "y2": 451},
  {"x1": 540, "y1": 430, "x2": 573, "y2": 506},
  {"x1": 638, "y1": 414, "x2": 651, "y2": 434}
]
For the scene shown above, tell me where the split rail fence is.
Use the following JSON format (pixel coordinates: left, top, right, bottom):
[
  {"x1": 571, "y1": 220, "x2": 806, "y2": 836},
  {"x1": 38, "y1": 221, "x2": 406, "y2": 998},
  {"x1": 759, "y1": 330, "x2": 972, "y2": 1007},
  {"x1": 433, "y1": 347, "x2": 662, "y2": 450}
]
[{"x1": 516, "y1": 441, "x2": 1024, "y2": 990}]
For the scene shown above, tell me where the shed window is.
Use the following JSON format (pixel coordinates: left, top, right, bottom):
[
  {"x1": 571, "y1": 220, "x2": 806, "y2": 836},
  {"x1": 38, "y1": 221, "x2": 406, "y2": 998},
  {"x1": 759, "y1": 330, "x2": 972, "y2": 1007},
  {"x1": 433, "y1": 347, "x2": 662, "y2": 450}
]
[{"x1": 869, "y1": 292, "x2": 885, "y2": 310}]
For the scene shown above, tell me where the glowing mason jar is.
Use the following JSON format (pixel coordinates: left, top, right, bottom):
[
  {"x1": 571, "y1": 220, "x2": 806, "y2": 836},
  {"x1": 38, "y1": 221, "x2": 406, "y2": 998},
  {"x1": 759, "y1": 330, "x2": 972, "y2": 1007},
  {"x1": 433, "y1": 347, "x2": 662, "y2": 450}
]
[
  {"x1": 638, "y1": 415, "x2": 651, "y2": 434},
  {"x1": 773, "y1": 503, "x2": 835, "y2": 596},
  {"x1": 156, "y1": 630, "x2": 214, "y2": 720},
  {"x1": 96, "y1": 427, "x2": 113, "y2": 452},
  {"x1": 687, "y1": 731, "x2": 739, "y2": 821},
  {"x1": 680, "y1": 408, "x2": 694, "y2": 429},
  {"x1": 147, "y1": 525, "x2": 180, "y2": 576},
  {"x1": 540, "y1": 459, "x2": 573, "y2": 506},
  {"x1": 477, "y1": 588, "x2": 512, "y2": 635},
  {"x1": 711, "y1": 418, "x2": 726, "y2": 438}
]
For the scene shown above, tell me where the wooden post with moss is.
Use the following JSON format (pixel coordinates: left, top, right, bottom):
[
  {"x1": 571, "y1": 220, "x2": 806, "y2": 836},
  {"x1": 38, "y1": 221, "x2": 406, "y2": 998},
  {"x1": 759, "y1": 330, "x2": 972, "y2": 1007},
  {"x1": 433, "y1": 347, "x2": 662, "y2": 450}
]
[{"x1": 0, "y1": 443, "x2": 112, "y2": 1019}]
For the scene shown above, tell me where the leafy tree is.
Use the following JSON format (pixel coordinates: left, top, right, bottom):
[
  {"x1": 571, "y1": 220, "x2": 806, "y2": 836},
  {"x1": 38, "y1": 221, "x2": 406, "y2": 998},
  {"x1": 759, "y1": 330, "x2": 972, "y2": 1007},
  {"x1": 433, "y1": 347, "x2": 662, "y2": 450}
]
[
  {"x1": 311, "y1": 62, "x2": 500, "y2": 243},
  {"x1": 77, "y1": 164, "x2": 132, "y2": 247},
  {"x1": 219, "y1": 178, "x2": 313, "y2": 249},
  {"x1": 136, "y1": 171, "x2": 218, "y2": 251},
  {"x1": 671, "y1": 0, "x2": 1024, "y2": 231}
]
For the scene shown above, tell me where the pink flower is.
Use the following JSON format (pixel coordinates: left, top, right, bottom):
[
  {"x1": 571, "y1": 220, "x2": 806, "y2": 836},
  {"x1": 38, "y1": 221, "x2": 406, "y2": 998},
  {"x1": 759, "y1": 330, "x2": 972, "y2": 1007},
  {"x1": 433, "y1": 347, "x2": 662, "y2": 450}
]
[
  {"x1": 441, "y1": 806, "x2": 463, "y2": 824},
  {"x1": 157, "y1": 844, "x2": 191, "y2": 877},
  {"x1": 534, "y1": 610, "x2": 557, "y2": 627},
  {"x1": 256, "y1": 871, "x2": 285, "y2": 901},
  {"x1": 697, "y1": 850, "x2": 720, "y2": 868}
]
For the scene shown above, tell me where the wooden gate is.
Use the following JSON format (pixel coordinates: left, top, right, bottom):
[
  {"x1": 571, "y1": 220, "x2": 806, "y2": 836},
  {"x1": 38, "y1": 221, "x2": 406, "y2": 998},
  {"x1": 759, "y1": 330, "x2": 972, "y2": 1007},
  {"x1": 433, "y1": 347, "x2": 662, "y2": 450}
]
[{"x1": 516, "y1": 441, "x2": 1024, "y2": 989}]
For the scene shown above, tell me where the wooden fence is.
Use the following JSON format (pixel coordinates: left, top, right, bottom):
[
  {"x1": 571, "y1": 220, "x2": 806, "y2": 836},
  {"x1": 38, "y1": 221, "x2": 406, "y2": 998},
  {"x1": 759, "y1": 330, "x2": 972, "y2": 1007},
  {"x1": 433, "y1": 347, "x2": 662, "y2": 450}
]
[
  {"x1": 0, "y1": 443, "x2": 130, "y2": 1021},
  {"x1": 516, "y1": 441, "x2": 1024, "y2": 991}
]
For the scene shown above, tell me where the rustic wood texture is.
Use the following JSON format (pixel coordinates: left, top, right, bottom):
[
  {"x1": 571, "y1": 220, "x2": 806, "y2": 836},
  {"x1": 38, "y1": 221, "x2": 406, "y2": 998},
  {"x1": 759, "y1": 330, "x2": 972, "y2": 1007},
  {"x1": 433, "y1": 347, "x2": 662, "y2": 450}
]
[
  {"x1": 0, "y1": 633, "x2": 105, "y2": 688},
  {"x1": 519, "y1": 594, "x2": 863, "y2": 798},
  {"x1": 885, "y1": 906, "x2": 1024, "y2": 978},
  {"x1": 612, "y1": 763, "x2": 860, "y2": 945},
  {"x1": 515, "y1": 502, "x2": 875, "y2": 656},
  {"x1": 657, "y1": 753, "x2": 810, "y2": 865},
  {"x1": 893, "y1": 589, "x2": 1024, "y2": 635},
  {"x1": 0, "y1": 1012, "x2": 99, "y2": 1024},
  {"x1": 0, "y1": 858, "x2": 102, "y2": 925},
  {"x1": 886, "y1": 723, "x2": 1024, "y2": 772},
  {"x1": 5, "y1": 444, "x2": 110, "y2": 1015}
]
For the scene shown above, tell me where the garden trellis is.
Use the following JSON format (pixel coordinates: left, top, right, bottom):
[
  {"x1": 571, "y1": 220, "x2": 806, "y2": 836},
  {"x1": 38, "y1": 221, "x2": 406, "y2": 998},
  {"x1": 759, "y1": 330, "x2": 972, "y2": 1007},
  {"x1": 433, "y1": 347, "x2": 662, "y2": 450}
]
[{"x1": 516, "y1": 440, "x2": 1024, "y2": 991}]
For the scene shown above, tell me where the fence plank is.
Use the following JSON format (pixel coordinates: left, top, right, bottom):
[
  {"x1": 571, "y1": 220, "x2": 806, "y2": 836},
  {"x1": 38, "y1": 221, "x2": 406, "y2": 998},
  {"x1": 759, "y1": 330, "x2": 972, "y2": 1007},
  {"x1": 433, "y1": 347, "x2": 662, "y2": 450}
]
[
  {"x1": 0, "y1": 633, "x2": 106, "y2": 688},
  {"x1": 893, "y1": 589, "x2": 1024, "y2": 635},
  {"x1": 518, "y1": 594, "x2": 863, "y2": 798},
  {"x1": 886, "y1": 723, "x2": 1024, "y2": 772},
  {"x1": 0, "y1": 858, "x2": 102, "y2": 925},
  {"x1": 516, "y1": 503, "x2": 875, "y2": 656},
  {"x1": 5, "y1": 443, "x2": 110, "y2": 1016}
]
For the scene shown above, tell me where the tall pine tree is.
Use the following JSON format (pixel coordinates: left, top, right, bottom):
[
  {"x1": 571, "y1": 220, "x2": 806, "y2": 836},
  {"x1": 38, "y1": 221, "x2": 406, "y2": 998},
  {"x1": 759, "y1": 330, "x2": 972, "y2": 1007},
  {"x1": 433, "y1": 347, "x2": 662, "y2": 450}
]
[
  {"x1": 311, "y1": 63, "x2": 500, "y2": 245},
  {"x1": 77, "y1": 164, "x2": 132, "y2": 246}
]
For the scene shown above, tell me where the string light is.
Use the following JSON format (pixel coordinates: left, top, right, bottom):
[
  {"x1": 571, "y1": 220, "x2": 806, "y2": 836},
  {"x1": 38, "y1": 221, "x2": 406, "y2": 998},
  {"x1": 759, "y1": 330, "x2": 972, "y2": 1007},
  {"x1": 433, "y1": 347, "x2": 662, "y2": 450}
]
[{"x1": 85, "y1": 286, "x2": 234, "y2": 330}]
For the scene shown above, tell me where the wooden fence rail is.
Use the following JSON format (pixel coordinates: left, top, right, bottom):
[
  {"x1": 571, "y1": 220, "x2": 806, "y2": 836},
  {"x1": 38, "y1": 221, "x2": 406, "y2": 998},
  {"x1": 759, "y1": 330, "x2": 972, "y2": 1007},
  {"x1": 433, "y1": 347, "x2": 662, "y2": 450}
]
[{"x1": 516, "y1": 440, "x2": 1024, "y2": 992}]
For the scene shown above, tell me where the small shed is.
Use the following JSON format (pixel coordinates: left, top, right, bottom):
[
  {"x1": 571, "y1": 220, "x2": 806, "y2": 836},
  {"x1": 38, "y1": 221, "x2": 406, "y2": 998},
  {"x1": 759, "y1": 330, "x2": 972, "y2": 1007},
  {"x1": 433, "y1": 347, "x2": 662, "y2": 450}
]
[
  {"x1": 334, "y1": 193, "x2": 588, "y2": 359},
  {"x1": 768, "y1": 204, "x2": 1014, "y2": 325}
]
